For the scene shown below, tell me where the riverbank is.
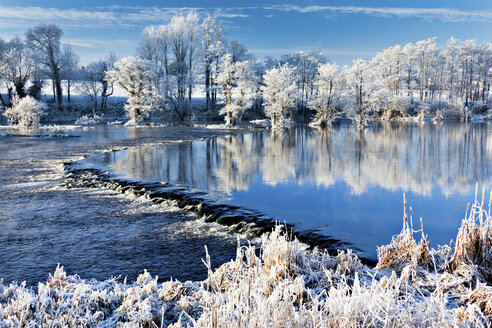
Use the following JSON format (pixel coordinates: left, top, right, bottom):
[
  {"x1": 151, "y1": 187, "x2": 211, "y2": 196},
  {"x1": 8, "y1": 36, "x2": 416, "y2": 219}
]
[{"x1": 1, "y1": 197, "x2": 490, "y2": 326}]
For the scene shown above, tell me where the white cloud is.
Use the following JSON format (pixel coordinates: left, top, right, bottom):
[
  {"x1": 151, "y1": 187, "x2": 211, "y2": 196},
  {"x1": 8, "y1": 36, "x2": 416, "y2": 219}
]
[
  {"x1": 265, "y1": 5, "x2": 492, "y2": 23},
  {"x1": 0, "y1": 6, "x2": 117, "y2": 23},
  {"x1": 0, "y1": 5, "x2": 251, "y2": 30}
]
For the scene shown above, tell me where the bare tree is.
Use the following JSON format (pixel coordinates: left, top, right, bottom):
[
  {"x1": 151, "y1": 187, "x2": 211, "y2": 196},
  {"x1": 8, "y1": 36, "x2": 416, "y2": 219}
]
[
  {"x1": 78, "y1": 54, "x2": 116, "y2": 115},
  {"x1": 61, "y1": 44, "x2": 79, "y2": 103},
  {"x1": 0, "y1": 38, "x2": 35, "y2": 101},
  {"x1": 201, "y1": 16, "x2": 225, "y2": 111},
  {"x1": 26, "y1": 24, "x2": 63, "y2": 109},
  {"x1": 229, "y1": 40, "x2": 252, "y2": 63}
]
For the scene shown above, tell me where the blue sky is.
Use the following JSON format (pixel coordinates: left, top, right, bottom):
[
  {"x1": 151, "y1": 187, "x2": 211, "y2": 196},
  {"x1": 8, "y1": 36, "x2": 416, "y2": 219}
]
[{"x1": 0, "y1": 0, "x2": 490, "y2": 66}]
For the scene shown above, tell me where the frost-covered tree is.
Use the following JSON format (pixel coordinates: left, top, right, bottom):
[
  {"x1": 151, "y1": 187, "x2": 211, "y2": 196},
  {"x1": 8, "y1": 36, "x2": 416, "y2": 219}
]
[
  {"x1": 308, "y1": 63, "x2": 345, "y2": 127},
  {"x1": 229, "y1": 40, "x2": 251, "y2": 63},
  {"x1": 165, "y1": 13, "x2": 201, "y2": 120},
  {"x1": 60, "y1": 45, "x2": 79, "y2": 103},
  {"x1": 80, "y1": 54, "x2": 117, "y2": 114},
  {"x1": 5, "y1": 96, "x2": 46, "y2": 127},
  {"x1": 105, "y1": 57, "x2": 162, "y2": 124},
  {"x1": 26, "y1": 24, "x2": 64, "y2": 108},
  {"x1": 201, "y1": 16, "x2": 226, "y2": 111},
  {"x1": 261, "y1": 64, "x2": 297, "y2": 128},
  {"x1": 345, "y1": 59, "x2": 371, "y2": 130},
  {"x1": 79, "y1": 61, "x2": 104, "y2": 115},
  {"x1": 137, "y1": 25, "x2": 169, "y2": 95},
  {"x1": 266, "y1": 37, "x2": 491, "y2": 123},
  {"x1": 217, "y1": 54, "x2": 257, "y2": 125},
  {"x1": 280, "y1": 51, "x2": 325, "y2": 116},
  {"x1": 414, "y1": 38, "x2": 440, "y2": 102},
  {"x1": 185, "y1": 13, "x2": 200, "y2": 103},
  {"x1": 0, "y1": 38, "x2": 35, "y2": 100}
]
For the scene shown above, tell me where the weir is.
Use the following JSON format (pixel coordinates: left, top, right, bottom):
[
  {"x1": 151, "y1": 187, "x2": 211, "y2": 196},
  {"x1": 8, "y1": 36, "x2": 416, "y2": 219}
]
[{"x1": 63, "y1": 162, "x2": 372, "y2": 264}]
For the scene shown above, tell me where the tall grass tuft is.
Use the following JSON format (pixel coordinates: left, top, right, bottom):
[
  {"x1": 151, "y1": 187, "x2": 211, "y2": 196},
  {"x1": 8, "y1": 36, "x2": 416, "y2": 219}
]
[
  {"x1": 446, "y1": 186, "x2": 492, "y2": 283},
  {"x1": 376, "y1": 195, "x2": 431, "y2": 271}
]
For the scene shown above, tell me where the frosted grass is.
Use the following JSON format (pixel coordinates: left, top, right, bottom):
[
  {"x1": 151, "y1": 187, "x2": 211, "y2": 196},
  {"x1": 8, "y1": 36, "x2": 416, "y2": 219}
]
[{"x1": 1, "y1": 191, "x2": 491, "y2": 327}]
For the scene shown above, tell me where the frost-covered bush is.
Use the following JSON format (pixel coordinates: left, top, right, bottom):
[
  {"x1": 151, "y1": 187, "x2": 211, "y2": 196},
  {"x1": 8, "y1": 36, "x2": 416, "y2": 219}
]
[
  {"x1": 75, "y1": 114, "x2": 102, "y2": 125},
  {"x1": 4, "y1": 96, "x2": 46, "y2": 127},
  {"x1": 378, "y1": 96, "x2": 411, "y2": 120}
]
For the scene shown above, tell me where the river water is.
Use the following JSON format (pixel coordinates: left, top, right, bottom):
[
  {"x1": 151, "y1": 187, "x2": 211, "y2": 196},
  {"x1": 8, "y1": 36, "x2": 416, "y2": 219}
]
[
  {"x1": 0, "y1": 125, "x2": 242, "y2": 286},
  {"x1": 1, "y1": 122, "x2": 491, "y2": 285}
]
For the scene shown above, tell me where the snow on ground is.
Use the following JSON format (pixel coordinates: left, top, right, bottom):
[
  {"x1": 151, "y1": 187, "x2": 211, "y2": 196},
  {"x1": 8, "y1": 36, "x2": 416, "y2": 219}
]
[
  {"x1": 195, "y1": 123, "x2": 242, "y2": 130},
  {"x1": 38, "y1": 124, "x2": 84, "y2": 131},
  {"x1": 250, "y1": 119, "x2": 271, "y2": 127}
]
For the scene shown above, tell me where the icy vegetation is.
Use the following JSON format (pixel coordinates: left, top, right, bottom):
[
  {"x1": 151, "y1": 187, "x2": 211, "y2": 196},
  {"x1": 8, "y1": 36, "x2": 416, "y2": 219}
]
[
  {"x1": 75, "y1": 114, "x2": 102, "y2": 125},
  {"x1": 216, "y1": 54, "x2": 258, "y2": 126},
  {"x1": 105, "y1": 57, "x2": 163, "y2": 125},
  {"x1": 4, "y1": 96, "x2": 46, "y2": 127},
  {"x1": 1, "y1": 18, "x2": 490, "y2": 126},
  {"x1": 261, "y1": 64, "x2": 297, "y2": 129},
  {"x1": 1, "y1": 190, "x2": 491, "y2": 327}
]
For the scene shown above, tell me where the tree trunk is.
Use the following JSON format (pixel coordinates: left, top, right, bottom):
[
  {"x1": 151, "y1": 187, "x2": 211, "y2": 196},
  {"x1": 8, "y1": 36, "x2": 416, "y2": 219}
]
[
  {"x1": 7, "y1": 85, "x2": 13, "y2": 104},
  {"x1": 67, "y1": 80, "x2": 71, "y2": 103},
  {"x1": 0, "y1": 93, "x2": 6, "y2": 107},
  {"x1": 101, "y1": 81, "x2": 108, "y2": 110},
  {"x1": 56, "y1": 80, "x2": 63, "y2": 109},
  {"x1": 205, "y1": 64, "x2": 211, "y2": 111},
  {"x1": 52, "y1": 79, "x2": 56, "y2": 102},
  {"x1": 14, "y1": 80, "x2": 27, "y2": 98}
]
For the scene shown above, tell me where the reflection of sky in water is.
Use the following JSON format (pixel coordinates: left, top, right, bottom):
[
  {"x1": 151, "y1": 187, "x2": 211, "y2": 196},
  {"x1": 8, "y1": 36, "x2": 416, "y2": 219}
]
[{"x1": 83, "y1": 122, "x2": 492, "y2": 260}]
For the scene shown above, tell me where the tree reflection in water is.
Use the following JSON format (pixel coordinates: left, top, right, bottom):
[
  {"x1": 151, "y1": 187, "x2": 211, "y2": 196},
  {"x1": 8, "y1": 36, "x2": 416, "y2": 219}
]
[{"x1": 101, "y1": 122, "x2": 491, "y2": 260}]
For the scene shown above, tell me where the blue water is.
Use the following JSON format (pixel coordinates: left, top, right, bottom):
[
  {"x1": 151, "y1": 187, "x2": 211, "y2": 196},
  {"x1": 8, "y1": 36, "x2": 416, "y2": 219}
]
[
  {"x1": 0, "y1": 125, "x2": 241, "y2": 286},
  {"x1": 81, "y1": 122, "x2": 492, "y2": 260}
]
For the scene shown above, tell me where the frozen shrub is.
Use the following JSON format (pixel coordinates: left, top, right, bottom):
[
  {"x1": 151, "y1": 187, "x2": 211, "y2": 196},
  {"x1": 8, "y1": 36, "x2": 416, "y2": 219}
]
[
  {"x1": 376, "y1": 196, "x2": 431, "y2": 271},
  {"x1": 446, "y1": 187, "x2": 492, "y2": 282},
  {"x1": 5, "y1": 96, "x2": 46, "y2": 127},
  {"x1": 75, "y1": 114, "x2": 102, "y2": 125}
]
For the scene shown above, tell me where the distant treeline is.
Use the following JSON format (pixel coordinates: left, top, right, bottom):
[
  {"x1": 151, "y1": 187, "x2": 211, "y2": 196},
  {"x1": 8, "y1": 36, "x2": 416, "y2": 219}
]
[{"x1": 1, "y1": 14, "x2": 490, "y2": 127}]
